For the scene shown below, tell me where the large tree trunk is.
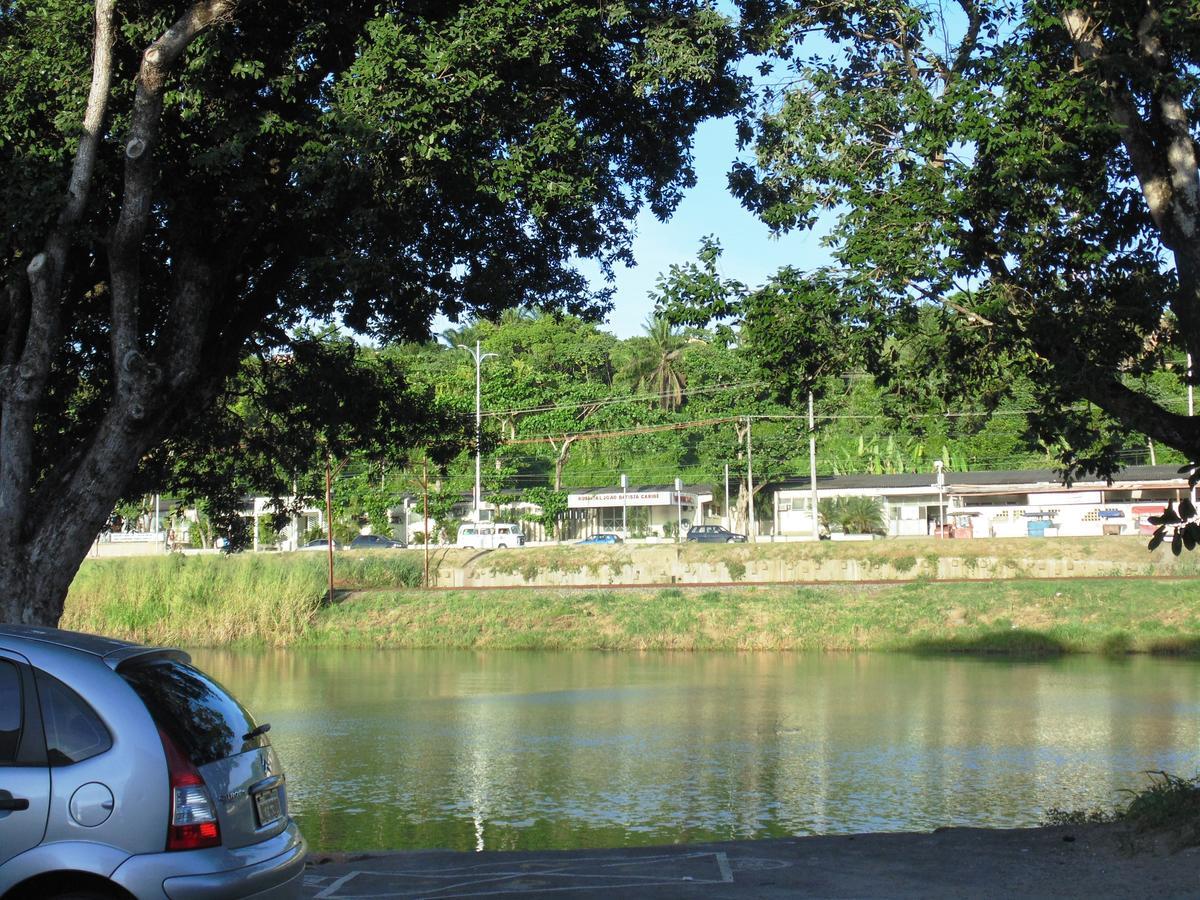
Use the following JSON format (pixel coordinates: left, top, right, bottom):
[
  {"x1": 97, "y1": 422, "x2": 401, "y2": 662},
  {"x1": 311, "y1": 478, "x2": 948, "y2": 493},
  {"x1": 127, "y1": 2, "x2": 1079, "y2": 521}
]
[
  {"x1": 0, "y1": 424, "x2": 149, "y2": 624},
  {"x1": 0, "y1": 2, "x2": 239, "y2": 626}
]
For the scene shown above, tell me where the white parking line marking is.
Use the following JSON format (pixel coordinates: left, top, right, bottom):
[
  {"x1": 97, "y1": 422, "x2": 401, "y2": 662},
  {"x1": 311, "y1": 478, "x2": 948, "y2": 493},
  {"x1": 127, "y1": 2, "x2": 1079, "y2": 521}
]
[
  {"x1": 715, "y1": 852, "x2": 733, "y2": 883},
  {"x1": 315, "y1": 871, "x2": 362, "y2": 899},
  {"x1": 307, "y1": 850, "x2": 737, "y2": 898}
]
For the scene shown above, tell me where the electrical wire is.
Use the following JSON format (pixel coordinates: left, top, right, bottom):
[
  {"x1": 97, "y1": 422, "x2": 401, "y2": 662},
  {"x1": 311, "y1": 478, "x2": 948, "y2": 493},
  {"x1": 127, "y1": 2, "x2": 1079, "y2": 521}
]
[{"x1": 471, "y1": 380, "x2": 768, "y2": 419}]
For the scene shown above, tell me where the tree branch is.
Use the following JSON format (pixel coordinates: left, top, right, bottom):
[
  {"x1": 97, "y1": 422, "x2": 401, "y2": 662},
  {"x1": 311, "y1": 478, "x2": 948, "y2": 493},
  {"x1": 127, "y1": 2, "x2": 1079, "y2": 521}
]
[
  {"x1": 1063, "y1": 4, "x2": 1200, "y2": 382},
  {"x1": 949, "y1": 0, "x2": 983, "y2": 79},
  {"x1": 109, "y1": 0, "x2": 238, "y2": 400},
  {"x1": 1061, "y1": 7, "x2": 1194, "y2": 249}
]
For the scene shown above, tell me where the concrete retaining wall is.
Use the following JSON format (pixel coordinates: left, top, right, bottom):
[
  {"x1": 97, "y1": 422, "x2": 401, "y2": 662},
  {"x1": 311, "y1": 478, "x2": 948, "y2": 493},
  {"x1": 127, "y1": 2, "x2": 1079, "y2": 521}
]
[{"x1": 445, "y1": 544, "x2": 1176, "y2": 588}]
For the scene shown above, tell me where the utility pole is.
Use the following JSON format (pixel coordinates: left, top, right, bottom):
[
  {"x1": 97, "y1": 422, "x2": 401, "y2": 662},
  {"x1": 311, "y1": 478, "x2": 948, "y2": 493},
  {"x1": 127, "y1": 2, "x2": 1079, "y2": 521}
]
[
  {"x1": 422, "y1": 457, "x2": 430, "y2": 588},
  {"x1": 458, "y1": 340, "x2": 497, "y2": 522},
  {"x1": 746, "y1": 416, "x2": 756, "y2": 542},
  {"x1": 808, "y1": 391, "x2": 819, "y2": 541}
]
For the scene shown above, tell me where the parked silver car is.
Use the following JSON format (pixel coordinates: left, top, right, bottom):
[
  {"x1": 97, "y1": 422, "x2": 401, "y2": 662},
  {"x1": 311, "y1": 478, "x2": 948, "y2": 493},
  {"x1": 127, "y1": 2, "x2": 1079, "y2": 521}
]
[{"x1": 0, "y1": 625, "x2": 306, "y2": 899}]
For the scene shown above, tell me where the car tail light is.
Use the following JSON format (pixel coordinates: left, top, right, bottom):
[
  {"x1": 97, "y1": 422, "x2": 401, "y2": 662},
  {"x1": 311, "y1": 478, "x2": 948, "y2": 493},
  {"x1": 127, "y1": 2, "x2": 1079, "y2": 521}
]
[{"x1": 158, "y1": 726, "x2": 221, "y2": 851}]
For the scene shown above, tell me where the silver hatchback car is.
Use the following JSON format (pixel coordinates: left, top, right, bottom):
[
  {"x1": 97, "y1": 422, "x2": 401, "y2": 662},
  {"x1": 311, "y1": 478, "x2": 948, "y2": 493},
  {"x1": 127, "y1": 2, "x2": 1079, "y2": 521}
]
[{"x1": 0, "y1": 625, "x2": 306, "y2": 899}]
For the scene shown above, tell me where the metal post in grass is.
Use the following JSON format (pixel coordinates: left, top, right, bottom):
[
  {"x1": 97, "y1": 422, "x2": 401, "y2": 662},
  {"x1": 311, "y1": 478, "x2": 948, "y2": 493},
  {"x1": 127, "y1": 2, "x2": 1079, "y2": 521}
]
[
  {"x1": 325, "y1": 454, "x2": 335, "y2": 605},
  {"x1": 1191, "y1": 353, "x2": 1196, "y2": 510},
  {"x1": 423, "y1": 457, "x2": 430, "y2": 589}
]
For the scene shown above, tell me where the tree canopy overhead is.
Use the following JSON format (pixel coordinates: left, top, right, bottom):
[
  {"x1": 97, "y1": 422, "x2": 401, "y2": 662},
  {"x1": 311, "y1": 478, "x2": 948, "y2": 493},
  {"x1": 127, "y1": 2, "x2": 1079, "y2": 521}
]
[
  {"x1": 0, "y1": 0, "x2": 744, "y2": 624},
  {"x1": 725, "y1": 0, "x2": 1200, "y2": 480}
]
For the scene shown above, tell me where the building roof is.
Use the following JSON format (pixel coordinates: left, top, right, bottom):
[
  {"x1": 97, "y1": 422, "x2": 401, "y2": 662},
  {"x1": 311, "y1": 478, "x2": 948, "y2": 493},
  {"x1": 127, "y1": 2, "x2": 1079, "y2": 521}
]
[{"x1": 775, "y1": 464, "x2": 1190, "y2": 494}]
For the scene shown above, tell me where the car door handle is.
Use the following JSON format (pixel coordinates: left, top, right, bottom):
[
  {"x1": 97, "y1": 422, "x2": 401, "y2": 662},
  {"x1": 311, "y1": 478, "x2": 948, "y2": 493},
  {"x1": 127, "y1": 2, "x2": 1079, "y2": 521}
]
[{"x1": 0, "y1": 791, "x2": 29, "y2": 811}]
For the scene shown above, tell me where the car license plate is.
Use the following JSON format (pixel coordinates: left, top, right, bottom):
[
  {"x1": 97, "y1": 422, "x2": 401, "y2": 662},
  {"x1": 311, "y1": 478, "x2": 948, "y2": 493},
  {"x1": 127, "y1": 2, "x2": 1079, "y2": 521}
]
[{"x1": 254, "y1": 787, "x2": 281, "y2": 827}]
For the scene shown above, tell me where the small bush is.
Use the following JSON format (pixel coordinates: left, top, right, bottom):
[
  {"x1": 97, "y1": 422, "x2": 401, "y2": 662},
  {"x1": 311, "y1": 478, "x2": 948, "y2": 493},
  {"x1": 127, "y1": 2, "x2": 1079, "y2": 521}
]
[
  {"x1": 726, "y1": 560, "x2": 746, "y2": 581},
  {"x1": 1121, "y1": 771, "x2": 1200, "y2": 839},
  {"x1": 892, "y1": 555, "x2": 917, "y2": 573},
  {"x1": 1041, "y1": 807, "x2": 1117, "y2": 826},
  {"x1": 1099, "y1": 631, "x2": 1133, "y2": 657}
]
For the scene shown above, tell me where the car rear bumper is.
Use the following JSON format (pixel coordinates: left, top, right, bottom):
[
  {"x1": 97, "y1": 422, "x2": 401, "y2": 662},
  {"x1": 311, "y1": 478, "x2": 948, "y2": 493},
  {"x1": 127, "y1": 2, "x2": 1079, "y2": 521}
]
[{"x1": 111, "y1": 819, "x2": 307, "y2": 900}]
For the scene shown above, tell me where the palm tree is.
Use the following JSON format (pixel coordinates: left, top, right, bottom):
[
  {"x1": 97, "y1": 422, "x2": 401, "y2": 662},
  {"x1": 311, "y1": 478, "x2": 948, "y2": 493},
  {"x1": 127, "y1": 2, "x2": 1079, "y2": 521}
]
[
  {"x1": 818, "y1": 496, "x2": 886, "y2": 535},
  {"x1": 623, "y1": 314, "x2": 688, "y2": 411},
  {"x1": 842, "y1": 496, "x2": 886, "y2": 535}
]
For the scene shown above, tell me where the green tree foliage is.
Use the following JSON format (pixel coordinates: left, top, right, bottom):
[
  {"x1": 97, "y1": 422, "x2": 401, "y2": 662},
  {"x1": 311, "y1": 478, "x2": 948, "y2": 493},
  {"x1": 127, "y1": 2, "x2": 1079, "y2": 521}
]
[
  {"x1": 136, "y1": 330, "x2": 471, "y2": 549},
  {"x1": 519, "y1": 487, "x2": 569, "y2": 538},
  {"x1": 0, "y1": 1, "x2": 744, "y2": 624},
  {"x1": 732, "y1": 0, "x2": 1200, "y2": 483}
]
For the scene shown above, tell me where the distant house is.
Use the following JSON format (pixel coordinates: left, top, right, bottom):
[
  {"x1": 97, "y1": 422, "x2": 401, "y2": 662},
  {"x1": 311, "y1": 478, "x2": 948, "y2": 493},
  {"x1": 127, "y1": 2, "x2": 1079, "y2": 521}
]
[{"x1": 773, "y1": 465, "x2": 1192, "y2": 539}]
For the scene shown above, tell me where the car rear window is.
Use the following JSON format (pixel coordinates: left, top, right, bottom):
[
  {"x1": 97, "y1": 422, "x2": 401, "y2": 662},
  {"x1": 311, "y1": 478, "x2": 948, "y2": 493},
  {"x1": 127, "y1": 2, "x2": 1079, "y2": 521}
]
[{"x1": 120, "y1": 659, "x2": 268, "y2": 767}]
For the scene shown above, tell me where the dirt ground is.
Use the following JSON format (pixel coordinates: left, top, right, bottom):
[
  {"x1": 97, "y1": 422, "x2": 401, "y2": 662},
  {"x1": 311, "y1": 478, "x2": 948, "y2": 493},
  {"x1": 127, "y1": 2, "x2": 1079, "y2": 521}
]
[{"x1": 302, "y1": 822, "x2": 1200, "y2": 899}]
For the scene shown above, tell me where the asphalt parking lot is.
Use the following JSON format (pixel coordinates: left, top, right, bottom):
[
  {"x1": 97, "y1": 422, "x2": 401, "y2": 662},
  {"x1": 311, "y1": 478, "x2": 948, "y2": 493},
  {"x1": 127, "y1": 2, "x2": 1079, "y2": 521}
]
[{"x1": 301, "y1": 826, "x2": 1200, "y2": 899}]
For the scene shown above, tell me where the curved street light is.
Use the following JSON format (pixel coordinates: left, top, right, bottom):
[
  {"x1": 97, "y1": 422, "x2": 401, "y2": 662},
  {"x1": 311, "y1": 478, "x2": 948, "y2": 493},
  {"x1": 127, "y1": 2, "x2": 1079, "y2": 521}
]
[{"x1": 458, "y1": 340, "x2": 498, "y2": 521}]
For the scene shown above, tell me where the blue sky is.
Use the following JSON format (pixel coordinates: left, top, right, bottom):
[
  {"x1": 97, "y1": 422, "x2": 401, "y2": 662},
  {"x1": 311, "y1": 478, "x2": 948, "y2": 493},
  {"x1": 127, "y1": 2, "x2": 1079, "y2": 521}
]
[{"x1": 584, "y1": 114, "x2": 833, "y2": 338}]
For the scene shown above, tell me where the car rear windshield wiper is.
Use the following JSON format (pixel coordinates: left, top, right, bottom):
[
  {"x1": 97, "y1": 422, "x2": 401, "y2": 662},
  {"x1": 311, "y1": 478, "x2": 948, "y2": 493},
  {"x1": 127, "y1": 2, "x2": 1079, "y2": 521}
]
[{"x1": 243, "y1": 723, "x2": 271, "y2": 741}]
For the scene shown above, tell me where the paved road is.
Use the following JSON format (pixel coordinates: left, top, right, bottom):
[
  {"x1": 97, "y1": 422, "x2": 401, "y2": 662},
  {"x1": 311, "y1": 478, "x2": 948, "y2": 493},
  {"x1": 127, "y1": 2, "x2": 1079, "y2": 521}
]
[{"x1": 300, "y1": 826, "x2": 1200, "y2": 899}]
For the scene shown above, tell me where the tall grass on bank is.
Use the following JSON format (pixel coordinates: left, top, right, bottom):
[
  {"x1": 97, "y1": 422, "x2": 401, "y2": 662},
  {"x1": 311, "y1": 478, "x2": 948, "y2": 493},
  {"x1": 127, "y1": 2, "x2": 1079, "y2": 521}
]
[
  {"x1": 306, "y1": 579, "x2": 1200, "y2": 654},
  {"x1": 64, "y1": 554, "x2": 328, "y2": 646},
  {"x1": 65, "y1": 555, "x2": 1200, "y2": 654}
]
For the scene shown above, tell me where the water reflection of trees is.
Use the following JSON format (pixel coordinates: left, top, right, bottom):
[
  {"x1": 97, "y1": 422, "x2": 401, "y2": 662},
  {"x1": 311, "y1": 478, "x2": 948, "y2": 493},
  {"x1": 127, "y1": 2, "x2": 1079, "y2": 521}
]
[{"x1": 191, "y1": 649, "x2": 1200, "y2": 852}]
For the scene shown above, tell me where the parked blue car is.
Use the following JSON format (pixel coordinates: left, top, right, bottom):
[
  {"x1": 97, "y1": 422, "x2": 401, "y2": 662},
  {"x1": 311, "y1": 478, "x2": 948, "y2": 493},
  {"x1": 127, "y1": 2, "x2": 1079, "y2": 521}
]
[{"x1": 577, "y1": 533, "x2": 623, "y2": 544}]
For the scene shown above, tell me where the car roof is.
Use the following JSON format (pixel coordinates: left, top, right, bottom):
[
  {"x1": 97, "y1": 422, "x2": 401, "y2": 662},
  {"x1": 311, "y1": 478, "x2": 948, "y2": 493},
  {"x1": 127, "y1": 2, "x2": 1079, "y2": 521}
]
[{"x1": 0, "y1": 624, "x2": 189, "y2": 668}]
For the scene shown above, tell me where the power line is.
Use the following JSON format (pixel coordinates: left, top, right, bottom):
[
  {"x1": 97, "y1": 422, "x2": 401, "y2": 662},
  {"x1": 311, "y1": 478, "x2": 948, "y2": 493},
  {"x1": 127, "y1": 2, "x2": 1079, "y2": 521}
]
[
  {"x1": 505, "y1": 416, "x2": 740, "y2": 446},
  {"x1": 499, "y1": 406, "x2": 1087, "y2": 445},
  {"x1": 473, "y1": 380, "x2": 768, "y2": 419}
]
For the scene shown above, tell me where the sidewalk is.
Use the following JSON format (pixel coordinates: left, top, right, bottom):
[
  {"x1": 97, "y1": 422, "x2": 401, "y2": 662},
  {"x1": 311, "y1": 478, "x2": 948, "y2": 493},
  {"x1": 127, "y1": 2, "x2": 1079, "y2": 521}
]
[{"x1": 301, "y1": 824, "x2": 1199, "y2": 899}]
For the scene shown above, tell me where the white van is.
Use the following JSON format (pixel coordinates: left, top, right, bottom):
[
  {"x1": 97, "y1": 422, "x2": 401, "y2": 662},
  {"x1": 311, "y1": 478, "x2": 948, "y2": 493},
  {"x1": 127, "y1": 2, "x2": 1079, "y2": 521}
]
[{"x1": 457, "y1": 522, "x2": 526, "y2": 549}]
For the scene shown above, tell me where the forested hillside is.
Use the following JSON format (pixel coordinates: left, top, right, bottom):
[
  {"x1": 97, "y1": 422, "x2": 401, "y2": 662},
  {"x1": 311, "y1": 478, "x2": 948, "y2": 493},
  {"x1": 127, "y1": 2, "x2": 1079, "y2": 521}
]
[{"x1": 267, "y1": 309, "x2": 1183, "y2": 538}]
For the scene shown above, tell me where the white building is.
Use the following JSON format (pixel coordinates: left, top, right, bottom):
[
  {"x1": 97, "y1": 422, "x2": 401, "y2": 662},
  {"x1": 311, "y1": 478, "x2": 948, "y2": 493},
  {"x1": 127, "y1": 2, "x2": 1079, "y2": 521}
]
[
  {"x1": 774, "y1": 465, "x2": 1192, "y2": 539},
  {"x1": 563, "y1": 485, "x2": 710, "y2": 540}
]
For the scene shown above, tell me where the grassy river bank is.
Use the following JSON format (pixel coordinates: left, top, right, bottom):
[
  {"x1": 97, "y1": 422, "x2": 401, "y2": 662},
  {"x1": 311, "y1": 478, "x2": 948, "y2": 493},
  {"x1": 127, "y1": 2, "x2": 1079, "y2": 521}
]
[{"x1": 62, "y1": 550, "x2": 1200, "y2": 655}]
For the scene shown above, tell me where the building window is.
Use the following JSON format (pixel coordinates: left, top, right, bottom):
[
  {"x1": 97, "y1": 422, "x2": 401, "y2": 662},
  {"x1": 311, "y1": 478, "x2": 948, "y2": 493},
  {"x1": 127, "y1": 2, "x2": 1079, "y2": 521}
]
[{"x1": 598, "y1": 507, "x2": 622, "y2": 530}]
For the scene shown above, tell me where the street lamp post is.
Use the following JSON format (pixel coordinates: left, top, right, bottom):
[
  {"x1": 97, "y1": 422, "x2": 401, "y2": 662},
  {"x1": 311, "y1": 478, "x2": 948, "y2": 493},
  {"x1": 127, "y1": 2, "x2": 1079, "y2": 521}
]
[
  {"x1": 675, "y1": 477, "x2": 683, "y2": 543},
  {"x1": 621, "y1": 473, "x2": 628, "y2": 538},
  {"x1": 935, "y1": 459, "x2": 945, "y2": 539},
  {"x1": 458, "y1": 339, "x2": 497, "y2": 522}
]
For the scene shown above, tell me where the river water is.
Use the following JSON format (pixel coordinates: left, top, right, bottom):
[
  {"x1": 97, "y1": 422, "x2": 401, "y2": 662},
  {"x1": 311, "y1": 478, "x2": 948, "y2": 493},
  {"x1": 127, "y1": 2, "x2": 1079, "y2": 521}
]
[{"x1": 190, "y1": 648, "x2": 1200, "y2": 853}]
